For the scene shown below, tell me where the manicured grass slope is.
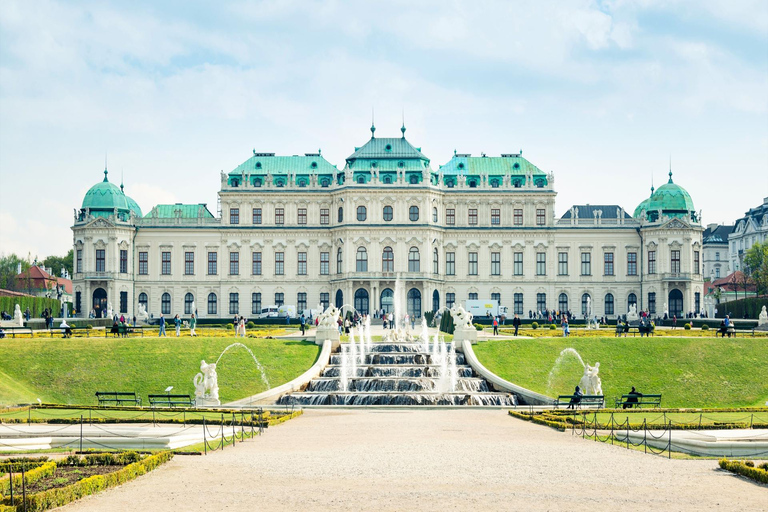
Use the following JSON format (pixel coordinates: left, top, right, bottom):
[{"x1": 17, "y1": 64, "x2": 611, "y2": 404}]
[
  {"x1": 0, "y1": 337, "x2": 320, "y2": 405},
  {"x1": 474, "y1": 337, "x2": 768, "y2": 408}
]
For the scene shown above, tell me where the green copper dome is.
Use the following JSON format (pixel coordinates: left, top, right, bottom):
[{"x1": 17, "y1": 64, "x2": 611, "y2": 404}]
[
  {"x1": 634, "y1": 171, "x2": 695, "y2": 221},
  {"x1": 81, "y1": 169, "x2": 142, "y2": 218}
]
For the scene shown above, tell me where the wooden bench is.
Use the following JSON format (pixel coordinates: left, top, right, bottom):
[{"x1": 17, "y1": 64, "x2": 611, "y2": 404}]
[
  {"x1": 615, "y1": 323, "x2": 654, "y2": 337},
  {"x1": 49, "y1": 326, "x2": 90, "y2": 338},
  {"x1": 96, "y1": 391, "x2": 142, "y2": 406},
  {"x1": 614, "y1": 393, "x2": 662, "y2": 408},
  {"x1": 1, "y1": 326, "x2": 34, "y2": 338},
  {"x1": 718, "y1": 325, "x2": 736, "y2": 337},
  {"x1": 148, "y1": 394, "x2": 195, "y2": 408},
  {"x1": 554, "y1": 394, "x2": 605, "y2": 409}
]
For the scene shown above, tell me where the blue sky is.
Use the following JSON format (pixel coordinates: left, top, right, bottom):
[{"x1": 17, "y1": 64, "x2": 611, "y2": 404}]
[{"x1": 1, "y1": 0, "x2": 766, "y2": 259}]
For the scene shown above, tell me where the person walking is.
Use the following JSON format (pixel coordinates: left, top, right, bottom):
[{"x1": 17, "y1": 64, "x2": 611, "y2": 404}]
[
  {"x1": 239, "y1": 316, "x2": 246, "y2": 337},
  {"x1": 492, "y1": 316, "x2": 499, "y2": 336},
  {"x1": 562, "y1": 316, "x2": 570, "y2": 337},
  {"x1": 189, "y1": 313, "x2": 197, "y2": 337},
  {"x1": 512, "y1": 314, "x2": 521, "y2": 336},
  {"x1": 300, "y1": 314, "x2": 306, "y2": 335},
  {"x1": 174, "y1": 314, "x2": 181, "y2": 337},
  {"x1": 158, "y1": 314, "x2": 167, "y2": 336}
]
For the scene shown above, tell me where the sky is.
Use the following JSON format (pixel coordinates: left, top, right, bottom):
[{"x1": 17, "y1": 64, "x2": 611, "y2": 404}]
[{"x1": 1, "y1": 0, "x2": 767, "y2": 260}]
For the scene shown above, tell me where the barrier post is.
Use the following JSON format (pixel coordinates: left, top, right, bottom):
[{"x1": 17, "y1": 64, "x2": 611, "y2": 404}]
[
  {"x1": 610, "y1": 412, "x2": 614, "y2": 445},
  {"x1": 28, "y1": 407, "x2": 30, "y2": 426},
  {"x1": 626, "y1": 419, "x2": 629, "y2": 450},
  {"x1": 221, "y1": 414, "x2": 224, "y2": 450},
  {"x1": 21, "y1": 464, "x2": 27, "y2": 512},
  {"x1": 232, "y1": 413, "x2": 236, "y2": 444},
  {"x1": 80, "y1": 415, "x2": 83, "y2": 453},
  {"x1": 699, "y1": 413, "x2": 702, "y2": 429},
  {"x1": 750, "y1": 414, "x2": 754, "y2": 429},
  {"x1": 668, "y1": 420, "x2": 672, "y2": 459},
  {"x1": 643, "y1": 419, "x2": 647, "y2": 454},
  {"x1": 203, "y1": 417, "x2": 207, "y2": 455},
  {"x1": 8, "y1": 467, "x2": 13, "y2": 505}
]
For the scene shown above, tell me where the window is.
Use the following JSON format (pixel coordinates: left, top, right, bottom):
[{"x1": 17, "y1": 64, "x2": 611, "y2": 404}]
[
  {"x1": 446, "y1": 208, "x2": 455, "y2": 225},
  {"x1": 581, "y1": 293, "x2": 591, "y2": 316},
  {"x1": 337, "y1": 248, "x2": 342, "y2": 274},
  {"x1": 96, "y1": 249, "x2": 105, "y2": 272},
  {"x1": 469, "y1": 292, "x2": 478, "y2": 300},
  {"x1": 408, "y1": 247, "x2": 420, "y2": 272},
  {"x1": 536, "y1": 209, "x2": 545, "y2": 226},
  {"x1": 383, "y1": 205, "x2": 393, "y2": 221},
  {"x1": 627, "y1": 252, "x2": 637, "y2": 276},
  {"x1": 536, "y1": 252, "x2": 546, "y2": 276},
  {"x1": 338, "y1": 207, "x2": 343, "y2": 222},
  {"x1": 446, "y1": 252, "x2": 455, "y2": 275},
  {"x1": 119, "y1": 250, "x2": 128, "y2": 273},
  {"x1": 230, "y1": 208, "x2": 239, "y2": 224},
  {"x1": 468, "y1": 208, "x2": 478, "y2": 225},
  {"x1": 514, "y1": 293, "x2": 524, "y2": 314},
  {"x1": 139, "y1": 292, "x2": 148, "y2": 311},
  {"x1": 491, "y1": 209, "x2": 500, "y2": 225},
  {"x1": 207, "y1": 293, "x2": 217, "y2": 315},
  {"x1": 185, "y1": 252, "x2": 194, "y2": 275},
  {"x1": 162, "y1": 292, "x2": 171, "y2": 314},
  {"x1": 120, "y1": 291, "x2": 128, "y2": 313},
  {"x1": 537, "y1": 293, "x2": 547, "y2": 313},
  {"x1": 491, "y1": 252, "x2": 501, "y2": 276},
  {"x1": 604, "y1": 294, "x2": 615, "y2": 315},
  {"x1": 253, "y1": 208, "x2": 262, "y2": 224},
  {"x1": 275, "y1": 208, "x2": 284, "y2": 225},
  {"x1": 433, "y1": 207, "x2": 438, "y2": 223},
  {"x1": 252, "y1": 293, "x2": 261, "y2": 315},
  {"x1": 468, "y1": 252, "x2": 478, "y2": 275},
  {"x1": 208, "y1": 252, "x2": 217, "y2": 275},
  {"x1": 433, "y1": 248, "x2": 439, "y2": 275},
  {"x1": 648, "y1": 292, "x2": 656, "y2": 315},
  {"x1": 252, "y1": 252, "x2": 262, "y2": 275},
  {"x1": 604, "y1": 252, "x2": 614, "y2": 276},
  {"x1": 628, "y1": 293, "x2": 637, "y2": 311},
  {"x1": 581, "y1": 252, "x2": 591, "y2": 276},
  {"x1": 298, "y1": 208, "x2": 307, "y2": 225},
  {"x1": 320, "y1": 208, "x2": 329, "y2": 225},
  {"x1": 648, "y1": 250, "x2": 656, "y2": 274},
  {"x1": 514, "y1": 252, "x2": 523, "y2": 276},
  {"x1": 409, "y1": 206, "x2": 419, "y2": 221},
  {"x1": 382, "y1": 247, "x2": 394, "y2": 272},
  {"x1": 76, "y1": 249, "x2": 83, "y2": 273},
  {"x1": 320, "y1": 252, "x2": 329, "y2": 275},
  {"x1": 695, "y1": 292, "x2": 701, "y2": 313},
  {"x1": 275, "y1": 252, "x2": 284, "y2": 275},
  {"x1": 298, "y1": 292, "x2": 307, "y2": 312},
  {"x1": 558, "y1": 252, "x2": 568, "y2": 275},
  {"x1": 229, "y1": 293, "x2": 239, "y2": 315},
  {"x1": 356, "y1": 247, "x2": 368, "y2": 272},
  {"x1": 298, "y1": 252, "x2": 307, "y2": 275},
  {"x1": 694, "y1": 251, "x2": 700, "y2": 274},
  {"x1": 715, "y1": 252, "x2": 720, "y2": 261},
  {"x1": 715, "y1": 267, "x2": 720, "y2": 278},
  {"x1": 446, "y1": 293, "x2": 456, "y2": 308},
  {"x1": 491, "y1": 292, "x2": 501, "y2": 304},
  {"x1": 275, "y1": 292, "x2": 284, "y2": 307},
  {"x1": 230, "y1": 252, "x2": 239, "y2": 275},
  {"x1": 671, "y1": 250, "x2": 681, "y2": 274},
  {"x1": 357, "y1": 206, "x2": 367, "y2": 222},
  {"x1": 514, "y1": 209, "x2": 523, "y2": 226},
  {"x1": 161, "y1": 251, "x2": 171, "y2": 275},
  {"x1": 75, "y1": 291, "x2": 81, "y2": 313},
  {"x1": 185, "y1": 293, "x2": 194, "y2": 314},
  {"x1": 558, "y1": 293, "x2": 568, "y2": 312},
  {"x1": 320, "y1": 293, "x2": 330, "y2": 310}
]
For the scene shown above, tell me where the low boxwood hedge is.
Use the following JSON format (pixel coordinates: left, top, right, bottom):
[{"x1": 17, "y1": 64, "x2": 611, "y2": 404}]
[
  {"x1": 719, "y1": 458, "x2": 768, "y2": 484},
  {"x1": 0, "y1": 461, "x2": 56, "y2": 497}
]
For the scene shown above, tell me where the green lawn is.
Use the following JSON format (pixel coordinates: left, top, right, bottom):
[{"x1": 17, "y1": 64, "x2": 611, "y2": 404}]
[
  {"x1": 0, "y1": 337, "x2": 320, "y2": 405},
  {"x1": 474, "y1": 337, "x2": 768, "y2": 408}
]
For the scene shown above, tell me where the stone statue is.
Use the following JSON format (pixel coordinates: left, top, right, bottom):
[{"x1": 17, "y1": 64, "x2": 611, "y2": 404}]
[
  {"x1": 137, "y1": 303, "x2": 149, "y2": 322},
  {"x1": 578, "y1": 363, "x2": 603, "y2": 395},
  {"x1": 317, "y1": 306, "x2": 340, "y2": 329},
  {"x1": 449, "y1": 304, "x2": 473, "y2": 330},
  {"x1": 759, "y1": 305, "x2": 768, "y2": 326},
  {"x1": 107, "y1": 302, "x2": 113, "y2": 319},
  {"x1": 191, "y1": 301, "x2": 197, "y2": 315},
  {"x1": 193, "y1": 360, "x2": 220, "y2": 404},
  {"x1": 626, "y1": 304, "x2": 639, "y2": 322},
  {"x1": 13, "y1": 304, "x2": 23, "y2": 326}
]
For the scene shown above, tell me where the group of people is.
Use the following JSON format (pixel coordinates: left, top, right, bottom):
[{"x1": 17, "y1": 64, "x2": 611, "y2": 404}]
[
  {"x1": 156, "y1": 313, "x2": 197, "y2": 337},
  {"x1": 568, "y1": 386, "x2": 643, "y2": 409}
]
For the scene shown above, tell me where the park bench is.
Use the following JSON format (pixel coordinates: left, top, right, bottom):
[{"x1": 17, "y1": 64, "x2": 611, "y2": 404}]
[
  {"x1": 718, "y1": 324, "x2": 736, "y2": 337},
  {"x1": 614, "y1": 393, "x2": 662, "y2": 409},
  {"x1": 105, "y1": 325, "x2": 148, "y2": 338},
  {"x1": 148, "y1": 394, "x2": 195, "y2": 408},
  {"x1": 48, "y1": 326, "x2": 89, "y2": 338},
  {"x1": 554, "y1": 394, "x2": 604, "y2": 409},
  {"x1": 1, "y1": 326, "x2": 34, "y2": 338},
  {"x1": 96, "y1": 391, "x2": 142, "y2": 406}
]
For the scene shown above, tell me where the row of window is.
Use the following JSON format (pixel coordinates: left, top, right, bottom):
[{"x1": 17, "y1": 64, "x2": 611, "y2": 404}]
[
  {"x1": 137, "y1": 291, "x2": 326, "y2": 316},
  {"x1": 76, "y1": 249, "x2": 130, "y2": 274}
]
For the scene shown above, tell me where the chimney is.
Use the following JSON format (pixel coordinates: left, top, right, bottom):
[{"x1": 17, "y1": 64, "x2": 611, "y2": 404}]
[{"x1": 17, "y1": 262, "x2": 21, "y2": 275}]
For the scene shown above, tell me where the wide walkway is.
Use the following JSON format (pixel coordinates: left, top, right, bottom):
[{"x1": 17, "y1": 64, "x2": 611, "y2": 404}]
[{"x1": 64, "y1": 410, "x2": 766, "y2": 511}]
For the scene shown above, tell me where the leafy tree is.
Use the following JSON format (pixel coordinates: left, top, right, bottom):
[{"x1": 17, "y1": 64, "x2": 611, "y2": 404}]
[
  {"x1": 0, "y1": 253, "x2": 31, "y2": 291},
  {"x1": 743, "y1": 241, "x2": 768, "y2": 296},
  {"x1": 43, "y1": 249, "x2": 74, "y2": 277}
]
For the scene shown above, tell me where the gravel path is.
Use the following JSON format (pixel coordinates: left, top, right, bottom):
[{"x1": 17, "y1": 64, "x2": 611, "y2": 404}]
[{"x1": 63, "y1": 410, "x2": 766, "y2": 511}]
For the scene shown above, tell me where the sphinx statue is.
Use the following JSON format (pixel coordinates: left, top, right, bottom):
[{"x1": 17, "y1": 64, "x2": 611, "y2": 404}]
[
  {"x1": 13, "y1": 304, "x2": 23, "y2": 326},
  {"x1": 193, "y1": 360, "x2": 220, "y2": 404},
  {"x1": 759, "y1": 305, "x2": 768, "y2": 326}
]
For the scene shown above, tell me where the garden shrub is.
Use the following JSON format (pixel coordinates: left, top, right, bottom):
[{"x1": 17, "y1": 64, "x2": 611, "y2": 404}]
[
  {"x1": 549, "y1": 324, "x2": 556, "y2": 330},
  {"x1": 0, "y1": 461, "x2": 57, "y2": 495},
  {"x1": 531, "y1": 322, "x2": 539, "y2": 329},
  {"x1": 474, "y1": 323, "x2": 484, "y2": 331},
  {"x1": 684, "y1": 323, "x2": 691, "y2": 330},
  {"x1": 226, "y1": 323, "x2": 234, "y2": 330},
  {"x1": 702, "y1": 324, "x2": 709, "y2": 330},
  {"x1": 246, "y1": 321, "x2": 256, "y2": 329},
  {"x1": 719, "y1": 458, "x2": 768, "y2": 484},
  {"x1": 86, "y1": 325, "x2": 93, "y2": 330}
]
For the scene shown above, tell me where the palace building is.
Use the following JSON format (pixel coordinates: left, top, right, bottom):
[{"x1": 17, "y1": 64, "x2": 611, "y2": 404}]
[{"x1": 71, "y1": 126, "x2": 705, "y2": 321}]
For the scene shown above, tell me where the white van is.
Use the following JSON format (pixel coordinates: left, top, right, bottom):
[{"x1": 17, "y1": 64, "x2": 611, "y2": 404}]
[
  {"x1": 258, "y1": 306, "x2": 279, "y2": 319},
  {"x1": 278, "y1": 305, "x2": 297, "y2": 319}
]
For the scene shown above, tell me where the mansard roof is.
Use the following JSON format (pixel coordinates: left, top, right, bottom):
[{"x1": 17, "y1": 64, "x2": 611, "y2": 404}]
[
  {"x1": 561, "y1": 205, "x2": 633, "y2": 219},
  {"x1": 703, "y1": 224, "x2": 734, "y2": 244},
  {"x1": 347, "y1": 136, "x2": 429, "y2": 162},
  {"x1": 229, "y1": 153, "x2": 338, "y2": 176},
  {"x1": 145, "y1": 203, "x2": 214, "y2": 219},
  {"x1": 439, "y1": 153, "x2": 545, "y2": 176}
]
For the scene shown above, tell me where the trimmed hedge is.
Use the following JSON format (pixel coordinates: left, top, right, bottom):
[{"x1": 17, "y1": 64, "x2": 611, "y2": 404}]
[
  {"x1": 0, "y1": 297, "x2": 62, "y2": 320},
  {"x1": 0, "y1": 461, "x2": 56, "y2": 496},
  {"x1": 719, "y1": 458, "x2": 768, "y2": 484},
  {"x1": 715, "y1": 297, "x2": 767, "y2": 319}
]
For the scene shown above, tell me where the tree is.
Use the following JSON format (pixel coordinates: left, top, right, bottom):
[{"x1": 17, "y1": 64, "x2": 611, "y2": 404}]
[
  {"x1": 43, "y1": 249, "x2": 74, "y2": 278},
  {"x1": 743, "y1": 241, "x2": 768, "y2": 297},
  {"x1": 0, "y1": 253, "x2": 31, "y2": 291}
]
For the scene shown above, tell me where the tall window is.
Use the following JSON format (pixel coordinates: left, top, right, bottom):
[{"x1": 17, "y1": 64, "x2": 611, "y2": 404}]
[
  {"x1": 275, "y1": 208, "x2": 284, "y2": 225},
  {"x1": 433, "y1": 207, "x2": 438, "y2": 223},
  {"x1": 229, "y1": 293, "x2": 239, "y2": 315},
  {"x1": 252, "y1": 252, "x2": 262, "y2": 275},
  {"x1": 581, "y1": 293, "x2": 591, "y2": 316},
  {"x1": 185, "y1": 252, "x2": 194, "y2": 275},
  {"x1": 338, "y1": 207, "x2": 343, "y2": 222},
  {"x1": 383, "y1": 205, "x2": 393, "y2": 221},
  {"x1": 671, "y1": 250, "x2": 681, "y2": 274},
  {"x1": 298, "y1": 208, "x2": 307, "y2": 225},
  {"x1": 446, "y1": 208, "x2": 455, "y2": 225},
  {"x1": 161, "y1": 251, "x2": 171, "y2": 275},
  {"x1": 536, "y1": 208, "x2": 545, "y2": 226},
  {"x1": 207, "y1": 293, "x2": 217, "y2": 315},
  {"x1": 252, "y1": 208, "x2": 262, "y2": 224},
  {"x1": 648, "y1": 250, "x2": 656, "y2": 274},
  {"x1": 715, "y1": 251, "x2": 720, "y2": 261},
  {"x1": 297, "y1": 252, "x2": 307, "y2": 275},
  {"x1": 185, "y1": 293, "x2": 194, "y2": 314},
  {"x1": 491, "y1": 252, "x2": 501, "y2": 276},
  {"x1": 536, "y1": 293, "x2": 546, "y2": 313},
  {"x1": 446, "y1": 252, "x2": 455, "y2": 276},
  {"x1": 139, "y1": 252, "x2": 148, "y2": 275},
  {"x1": 119, "y1": 249, "x2": 128, "y2": 273},
  {"x1": 356, "y1": 247, "x2": 368, "y2": 272},
  {"x1": 120, "y1": 291, "x2": 128, "y2": 313},
  {"x1": 320, "y1": 208, "x2": 329, "y2": 225},
  {"x1": 558, "y1": 252, "x2": 568, "y2": 275},
  {"x1": 605, "y1": 294, "x2": 614, "y2": 315},
  {"x1": 161, "y1": 292, "x2": 171, "y2": 314},
  {"x1": 446, "y1": 293, "x2": 456, "y2": 308},
  {"x1": 514, "y1": 252, "x2": 523, "y2": 276},
  {"x1": 628, "y1": 293, "x2": 637, "y2": 311},
  {"x1": 695, "y1": 292, "x2": 701, "y2": 313},
  {"x1": 252, "y1": 293, "x2": 261, "y2": 315},
  {"x1": 357, "y1": 206, "x2": 367, "y2": 221},
  {"x1": 468, "y1": 252, "x2": 478, "y2": 275},
  {"x1": 230, "y1": 208, "x2": 239, "y2": 224},
  {"x1": 514, "y1": 293, "x2": 524, "y2": 314},
  {"x1": 275, "y1": 292, "x2": 284, "y2": 307},
  {"x1": 468, "y1": 208, "x2": 478, "y2": 225},
  {"x1": 536, "y1": 252, "x2": 546, "y2": 275},
  {"x1": 95, "y1": 249, "x2": 105, "y2": 272},
  {"x1": 715, "y1": 267, "x2": 720, "y2": 278},
  {"x1": 320, "y1": 293, "x2": 330, "y2": 310},
  {"x1": 469, "y1": 292, "x2": 478, "y2": 300},
  {"x1": 694, "y1": 251, "x2": 700, "y2": 274},
  {"x1": 558, "y1": 293, "x2": 568, "y2": 312},
  {"x1": 298, "y1": 292, "x2": 307, "y2": 312},
  {"x1": 581, "y1": 252, "x2": 591, "y2": 276},
  {"x1": 382, "y1": 247, "x2": 394, "y2": 272},
  {"x1": 320, "y1": 252, "x2": 329, "y2": 275},
  {"x1": 514, "y1": 209, "x2": 523, "y2": 226},
  {"x1": 336, "y1": 248, "x2": 342, "y2": 274},
  {"x1": 409, "y1": 206, "x2": 419, "y2": 221},
  {"x1": 648, "y1": 292, "x2": 656, "y2": 315},
  {"x1": 491, "y1": 209, "x2": 500, "y2": 225},
  {"x1": 627, "y1": 252, "x2": 637, "y2": 276},
  {"x1": 275, "y1": 252, "x2": 284, "y2": 275},
  {"x1": 208, "y1": 252, "x2": 217, "y2": 275},
  {"x1": 138, "y1": 292, "x2": 148, "y2": 311},
  {"x1": 433, "y1": 248, "x2": 439, "y2": 274},
  {"x1": 76, "y1": 249, "x2": 83, "y2": 273},
  {"x1": 604, "y1": 252, "x2": 614, "y2": 276},
  {"x1": 491, "y1": 292, "x2": 501, "y2": 304},
  {"x1": 408, "y1": 247, "x2": 420, "y2": 272},
  {"x1": 230, "y1": 251, "x2": 239, "y2": 275}
]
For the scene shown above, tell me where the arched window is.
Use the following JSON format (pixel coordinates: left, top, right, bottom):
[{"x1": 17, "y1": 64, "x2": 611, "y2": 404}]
[
  {"x1": 469, "y1": 179, "x2": 477, "y2": 188},
  {"x1": 138, "y1": 292, "x2": 148, "y2": 310},
  {"x1": 161, "y1": 292, "x2": 171, "y2": 315},
  {"x1": 357, "y1": 206, "x2": 367, "y2": 221},
  {"x1": 668, "y1": 289, "x2": 683, "y2": 317},
  {"x1": 432, "y1": 289, "x2": 440, "y2": 312},
  {"x1": 321, "y1": 178, "x2": 330, "y2": 187},
  {"x1": 207, "y1": 293, "x2": 217, "y2": 315},
  {"x1": 627, "y1": 293, "x2": 637, "y2": 311},
  {"x1": 383, "y1": 175, "x2": 392, "y2": 184},
  {"x1": 432, "y1": 207, "x2": 438, "y2": 223},
  {"x1": 356, "y1": 247, "x2": 368, "y2": 272},
  {"x1": 433, "y1": 248, "x2": 439, "y2": 274},
  {"x1": 357, "y1": 175, "x2": 365, "y2": 184},
  {"x1": 354, "y1": 288, "x2": 369, "y2": 315},
  {"x1": 605, "y1": 293, "x2": 615, "y2": 316},
  {"x1": 336, "y1": 248, "x2": 343, "y2": 274},
  {"x1": 335, "y1": 289, "x2": 343, "y2": 308},
  {"x1": 408, "y1": 247, "x2": 420, "y2": 272},
  {"x1": 582, "y1": 293, "x2": 591, "y2": 317},
  {"x1": 184, "y1": 292, "x2": 194, "y2": 315},
  {"x1": 383, "y1": 205, "x2": 393, "y2": 221},
  {"x1": 382, "y1": 247, "x2": 394, "y2": 272},
  {"x1": 409, "y1": 174, "x2": 419, "y2": 184},
  {"x1": 558, "y1": 293, "x2": 568, "y2": 313},
  {"x1": 380, "y1": 288, "x2": 394, "y2": 314},
  {"x1": 338, "y1": 207, "x2": 343, "y2": 222},
  {"x1": 407, "y1": 288, "x2": 422, "y2": 318},
  {"x1": 409, "y1": 206, "x2": 419, "y2": 221}
]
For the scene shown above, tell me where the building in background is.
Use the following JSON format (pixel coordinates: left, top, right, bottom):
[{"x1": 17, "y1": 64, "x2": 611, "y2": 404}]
[
  {"x1": 702, "y1": 224, "x2": 734, "y2": 280},
  {"x1": 729, "y1": 197, "x2": 768, "y2": 275}
]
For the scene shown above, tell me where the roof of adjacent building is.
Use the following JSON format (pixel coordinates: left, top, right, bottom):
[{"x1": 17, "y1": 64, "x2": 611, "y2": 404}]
[
  {"x1": 703, "y1": 224, "x2": 734, "y2": 244},
  {"x1": 229, "y1": 153, "x2": 338, "y2": 177},
  {"x1": 144, "y1": 203, "x2": 214, "y2": 219},
  {"x1": 561, "y1": 205, "x2": 633, "y2": 219},
  {"x1": 14, "y1": 266, "x2": 72, "y2": 295},
  {"x1": 81, "y1": 169, "x2": 142, "y2": 217},
  {"x1": 439, "y1": 153, "x2": 545, "y2": 176}
]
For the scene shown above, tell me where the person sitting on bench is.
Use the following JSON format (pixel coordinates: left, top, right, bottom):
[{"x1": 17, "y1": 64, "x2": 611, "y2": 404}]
[
  {"x1": 623, "y1": 386, "x2": 643, "y2": 409},
  {"x1": 60, "y1": 319, "x2": 72, "y2": 338},
  {"x1": 567, "y1": 385, "x2": 583, "y2": 409},
  {"x1": 719, "y1": 315, "x2": 732, "y2": 337}
]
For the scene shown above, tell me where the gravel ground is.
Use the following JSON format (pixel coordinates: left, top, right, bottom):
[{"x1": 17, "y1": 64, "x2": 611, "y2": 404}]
[{"x1": 63, "y1": 409, "x2": 766, "y2": 511}]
